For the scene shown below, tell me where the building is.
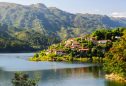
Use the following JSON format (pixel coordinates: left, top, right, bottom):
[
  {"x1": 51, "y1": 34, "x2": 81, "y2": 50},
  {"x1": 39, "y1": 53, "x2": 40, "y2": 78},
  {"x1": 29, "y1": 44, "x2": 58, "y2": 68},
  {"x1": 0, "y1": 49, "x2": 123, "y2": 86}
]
[
  {"x1": 55, "y1": 50, "x2": 66, "y2": 55},
  {"x1": 79, "y1": 48, "x2": 89, "y2": 52},
  {"x1": 65, "y1": 38, "x2": 81, "y2": 49},
  {"x1": 46, "y1": 49, "x2": 56, "y2": 55},
  {"x1": 65, "y1": 38, "x2": 75, "y2": 47},
  {"x1": 85, "y1": 37, "x2": 97, "y2": 44},
  {"x1": 71, "y1": 41, "x2": 81, "y2": 49},
  {"x1": 65, "y1": 38, "x2": 74, "y2": 44},
  {"x1": 115, "y1": 36, "x2": 121, "y2": 39},
  {"x1": 97, "y1": 40, "x2": 111, "y2": 44}
]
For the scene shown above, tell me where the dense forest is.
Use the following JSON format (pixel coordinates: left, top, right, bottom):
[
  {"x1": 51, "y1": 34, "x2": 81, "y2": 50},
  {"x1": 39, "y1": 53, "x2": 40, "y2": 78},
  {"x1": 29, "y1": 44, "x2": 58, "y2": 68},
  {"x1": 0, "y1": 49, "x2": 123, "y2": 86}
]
[
  {"x1": 0, "y1": 2, "x2": 126, "y2": 40},
  {"x1": 0, "y1": 24, "x2": 60, "y2": 52}
]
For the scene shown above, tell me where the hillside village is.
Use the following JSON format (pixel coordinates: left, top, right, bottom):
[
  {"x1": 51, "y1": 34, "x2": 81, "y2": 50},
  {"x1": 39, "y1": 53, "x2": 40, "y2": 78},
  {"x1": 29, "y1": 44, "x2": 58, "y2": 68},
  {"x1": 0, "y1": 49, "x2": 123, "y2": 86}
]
[
  {"x1": 30, "y1": 28, "x2": 123, "y2": 62},
  {"x1": 46, "y1": 37, "x2": 112, "y2": 55}
]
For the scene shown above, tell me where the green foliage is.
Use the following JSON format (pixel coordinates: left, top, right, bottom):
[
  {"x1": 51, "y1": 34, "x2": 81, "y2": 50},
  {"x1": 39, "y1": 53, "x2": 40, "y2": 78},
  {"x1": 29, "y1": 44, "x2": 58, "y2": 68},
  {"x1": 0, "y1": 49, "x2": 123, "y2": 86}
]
[
  {"x1": 104, "y1": 33, "x2": 126, "y2": 77},
  {"x1": 92, "y1": 28, "x2": 123, "y2": 40},
  {"x1": 12, "y1": 72, "x2": 39, "y2": 86},
  {"x1": 31, "y1": 28, "x2": 126, "y2": 63},
  {"x1": 0, "y1": 24, "x2": 60, "y2": 52},
  {"x1": 87, "y1": 41, "x2": 94, "y2": 48},
  {"x1": 34, "y1": 53, "x2": 39, "y2": 58},
  {"x1": 0, "y1": 3, "x2": 126, "y2": 41}
]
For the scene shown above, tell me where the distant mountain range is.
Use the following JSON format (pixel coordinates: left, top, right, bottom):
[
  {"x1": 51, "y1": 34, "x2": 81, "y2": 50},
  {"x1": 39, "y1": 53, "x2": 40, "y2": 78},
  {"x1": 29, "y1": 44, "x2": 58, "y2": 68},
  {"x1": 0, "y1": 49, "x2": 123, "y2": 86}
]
[{"x1": 0, "y1": 2, "x2": 126, "y2": 39}]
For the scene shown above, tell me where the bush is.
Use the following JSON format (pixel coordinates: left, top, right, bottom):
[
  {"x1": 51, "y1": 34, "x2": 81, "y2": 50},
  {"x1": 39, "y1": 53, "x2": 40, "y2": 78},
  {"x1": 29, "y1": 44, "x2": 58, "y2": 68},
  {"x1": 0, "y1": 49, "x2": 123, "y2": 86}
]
[{"x1": 12, "y1": 72, "x2": 39, "y2": 86}]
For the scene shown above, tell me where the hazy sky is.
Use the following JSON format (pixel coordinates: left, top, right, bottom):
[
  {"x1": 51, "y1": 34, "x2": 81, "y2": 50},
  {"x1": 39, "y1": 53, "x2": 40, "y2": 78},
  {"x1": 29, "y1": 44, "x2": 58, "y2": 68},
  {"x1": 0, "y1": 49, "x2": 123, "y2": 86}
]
[{"x1": 0, "y1": 0, "x2": 126, "y2": 17}]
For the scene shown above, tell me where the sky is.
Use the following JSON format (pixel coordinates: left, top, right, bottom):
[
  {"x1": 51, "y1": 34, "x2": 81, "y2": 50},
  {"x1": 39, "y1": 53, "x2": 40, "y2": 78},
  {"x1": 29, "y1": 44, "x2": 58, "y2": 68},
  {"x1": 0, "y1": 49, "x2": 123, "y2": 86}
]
[{"x1": 0, "y1": 0, "x2": 126, "y2": 17}]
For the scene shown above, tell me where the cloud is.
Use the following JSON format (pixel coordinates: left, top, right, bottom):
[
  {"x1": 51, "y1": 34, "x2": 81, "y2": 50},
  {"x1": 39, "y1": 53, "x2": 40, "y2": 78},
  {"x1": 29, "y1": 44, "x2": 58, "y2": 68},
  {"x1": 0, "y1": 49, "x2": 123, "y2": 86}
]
[{"x1": 111, "y1": 12, "x2": 126, "y2": 18}]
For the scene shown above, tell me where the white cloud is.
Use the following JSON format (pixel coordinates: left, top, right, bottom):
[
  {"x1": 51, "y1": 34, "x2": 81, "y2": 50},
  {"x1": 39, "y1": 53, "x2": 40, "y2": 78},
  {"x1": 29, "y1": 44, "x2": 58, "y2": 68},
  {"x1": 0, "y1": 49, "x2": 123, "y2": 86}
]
[{"x1": 111, "y1": 12, "x2": 126, "y2": 18}]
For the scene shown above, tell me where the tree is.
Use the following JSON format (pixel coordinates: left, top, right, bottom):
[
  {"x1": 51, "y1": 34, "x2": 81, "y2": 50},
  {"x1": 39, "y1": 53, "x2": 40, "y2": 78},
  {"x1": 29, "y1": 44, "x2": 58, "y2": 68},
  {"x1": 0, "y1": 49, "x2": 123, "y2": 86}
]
[
  {"x1": 12, "y1": 73, "x2": 39, "y2": 86},
  {"x1": 104, "y1": 34, "x2": 126, "y2": 77},
  {"x1": 91, "y1": 47, "x2": 97, "y2": 56},
  {"x1": 34, "y1": 53, "x2": 39, "y2": 58},
  {"x1": 87, "y1": 41, "x2": 94, "y2": 48},
  {"x1": 97, "y1": 50, "x2": 104, "y2": 58}
]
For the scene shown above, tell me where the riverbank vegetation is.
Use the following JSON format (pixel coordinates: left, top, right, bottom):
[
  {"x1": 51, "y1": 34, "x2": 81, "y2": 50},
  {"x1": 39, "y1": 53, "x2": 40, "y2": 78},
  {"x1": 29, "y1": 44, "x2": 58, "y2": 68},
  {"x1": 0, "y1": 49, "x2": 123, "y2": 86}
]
[{"x1": 104, "y1": 30, "x2": 126, "y2": 82}]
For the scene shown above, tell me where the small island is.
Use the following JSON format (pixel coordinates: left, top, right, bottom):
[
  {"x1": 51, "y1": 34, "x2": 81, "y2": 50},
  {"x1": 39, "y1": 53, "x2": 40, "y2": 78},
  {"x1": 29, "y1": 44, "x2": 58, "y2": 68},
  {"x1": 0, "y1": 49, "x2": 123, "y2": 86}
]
[
  {"x1": 30, "y1": 28, "x2": 126, "y2": 82},
  {"x1": 30, "y1": 28, "x2": 122, "y2": 62}
]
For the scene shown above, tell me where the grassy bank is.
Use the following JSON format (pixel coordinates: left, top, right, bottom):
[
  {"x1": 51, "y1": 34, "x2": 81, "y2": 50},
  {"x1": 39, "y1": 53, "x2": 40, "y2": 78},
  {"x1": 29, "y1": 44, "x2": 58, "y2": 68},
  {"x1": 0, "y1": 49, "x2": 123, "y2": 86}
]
[{"x1": 29, "y1": 55, "x2": 103, "y2": 63}]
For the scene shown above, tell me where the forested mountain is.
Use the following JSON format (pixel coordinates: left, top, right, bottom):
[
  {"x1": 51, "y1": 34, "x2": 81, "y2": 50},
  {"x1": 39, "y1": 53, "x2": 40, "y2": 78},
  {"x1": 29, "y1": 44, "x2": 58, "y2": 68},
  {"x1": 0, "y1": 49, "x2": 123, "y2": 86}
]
[
  {"x1": 0, "y1": 2, "x2": 126, "y2": 52},
  {"x1": 0, "y1": 24, "x2": 59, "y2": 52},
  {"x1": 0, "y1": 2, "x2": 126, "y2": 39}
]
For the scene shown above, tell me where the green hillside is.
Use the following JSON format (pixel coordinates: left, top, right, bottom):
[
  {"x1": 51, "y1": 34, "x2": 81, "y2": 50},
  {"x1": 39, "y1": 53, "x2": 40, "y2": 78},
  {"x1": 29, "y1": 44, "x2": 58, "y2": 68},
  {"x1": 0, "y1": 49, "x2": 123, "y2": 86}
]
[
  {"x1": 0, "y1": 2, "x2": 126, "y2": 52},
  {"x1": 0, "y1": 24, "x2": 59, "y2": 52},
  {"x1": 0, "y1": 2, "x2": 126, "y2": 39}
]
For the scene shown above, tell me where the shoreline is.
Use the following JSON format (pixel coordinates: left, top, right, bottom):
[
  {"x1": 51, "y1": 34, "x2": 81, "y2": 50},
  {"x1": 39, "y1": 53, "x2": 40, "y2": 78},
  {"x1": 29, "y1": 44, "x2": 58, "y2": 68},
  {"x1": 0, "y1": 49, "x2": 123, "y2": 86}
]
[
  {"x1": 105, "y1": 73, "x2": 126, "y2": 82},
  {"x1": 29, "y1": 56, "x2": 103, "y2": 63}
]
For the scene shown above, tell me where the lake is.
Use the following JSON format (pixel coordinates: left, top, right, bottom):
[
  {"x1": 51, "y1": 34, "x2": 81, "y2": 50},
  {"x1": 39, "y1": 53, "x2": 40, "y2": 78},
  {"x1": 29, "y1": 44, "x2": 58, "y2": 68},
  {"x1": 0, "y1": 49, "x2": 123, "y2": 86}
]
[{"x1": 0, "y1": 53, "x2": 126, "y2": 86}]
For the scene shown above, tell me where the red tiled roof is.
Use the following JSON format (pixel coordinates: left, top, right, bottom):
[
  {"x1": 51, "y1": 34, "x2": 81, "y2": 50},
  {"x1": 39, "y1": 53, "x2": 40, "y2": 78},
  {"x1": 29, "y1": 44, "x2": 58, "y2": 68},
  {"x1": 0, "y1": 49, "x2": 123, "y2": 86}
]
[{"x1": 79, "y1": 48, "x2": 89, "y2": 51}]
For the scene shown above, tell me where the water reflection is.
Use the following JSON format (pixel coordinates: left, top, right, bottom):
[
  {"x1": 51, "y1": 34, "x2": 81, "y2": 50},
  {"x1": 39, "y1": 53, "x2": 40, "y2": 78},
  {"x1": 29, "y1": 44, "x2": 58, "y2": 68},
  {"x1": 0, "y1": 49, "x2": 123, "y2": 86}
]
[
  {"x1": 105, "y1": 80, "x2": 126, "y2": 86},
  {"x1": 28, "y1": 67, "x2": 105, "y2": 86},
  {"x1": 0, "y1": 65, "x2": 126, "y2": 86},
  {"x1": 32, "y1": 66, "x2": 125, "y2": 86},
  {"x1": 0, "y1": 53, "x2": 126, "y2": 86}
]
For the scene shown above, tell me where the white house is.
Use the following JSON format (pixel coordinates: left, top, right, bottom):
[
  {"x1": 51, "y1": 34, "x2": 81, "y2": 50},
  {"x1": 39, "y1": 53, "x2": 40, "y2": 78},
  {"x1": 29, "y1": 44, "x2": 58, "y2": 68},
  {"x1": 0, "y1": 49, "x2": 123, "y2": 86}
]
[
  {"x1": 97, "y1": 40, "x2": 111, "y2": 44},
  {"x1": 55, "y1": 50, "x2": 66, "y2": 55},
  {"x1": 115, "y1": 36, "x2": 121, "y2": 39}
]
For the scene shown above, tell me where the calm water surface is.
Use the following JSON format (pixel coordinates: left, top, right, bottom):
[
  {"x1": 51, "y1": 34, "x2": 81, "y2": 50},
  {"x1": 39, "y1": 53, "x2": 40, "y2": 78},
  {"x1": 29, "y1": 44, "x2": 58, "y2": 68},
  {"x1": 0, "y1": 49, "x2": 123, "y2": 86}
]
[{"x1": 0, "y1": 53, "x2": 126, "y2": 86}]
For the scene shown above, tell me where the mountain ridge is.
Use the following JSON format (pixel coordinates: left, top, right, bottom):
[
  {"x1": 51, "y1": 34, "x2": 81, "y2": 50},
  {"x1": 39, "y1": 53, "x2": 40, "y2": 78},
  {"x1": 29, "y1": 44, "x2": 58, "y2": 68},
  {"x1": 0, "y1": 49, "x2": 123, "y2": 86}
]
[{"x1": 0, "y1": 2, "x2": 126, "y2": 39}]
